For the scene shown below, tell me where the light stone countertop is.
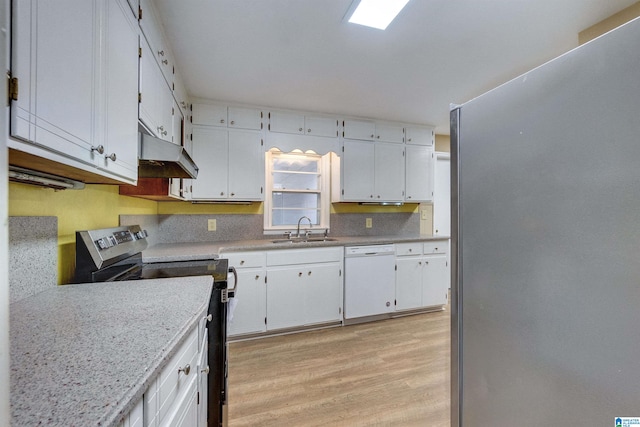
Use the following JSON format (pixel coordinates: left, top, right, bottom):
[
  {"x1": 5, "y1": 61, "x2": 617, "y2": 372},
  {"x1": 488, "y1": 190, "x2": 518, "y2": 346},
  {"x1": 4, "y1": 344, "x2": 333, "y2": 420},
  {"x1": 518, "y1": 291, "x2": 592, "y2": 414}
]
[
  {"x1": 142, "y1": 234, "x2": 450, "y2": 263},
  {"x1": 10, "y1": 276, "x2": 213, "y2": 427}
]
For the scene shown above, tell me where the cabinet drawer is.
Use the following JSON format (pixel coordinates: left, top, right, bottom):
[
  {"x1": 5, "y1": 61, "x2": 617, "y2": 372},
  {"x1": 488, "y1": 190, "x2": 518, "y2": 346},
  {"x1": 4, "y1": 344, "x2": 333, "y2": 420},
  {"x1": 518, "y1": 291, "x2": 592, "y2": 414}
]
[
  {"x1": 423, "y1": 241, "x2": 446, "y2": 254},
  {"x1": 267, "y1": 247, "x2": 343, "y2": 266},
  {"x1": 223, "y1": 251, "x2": 266, "y2": 269},
  {"x1": 395, "y1": 243, "x2": 423, "y2": 256}
]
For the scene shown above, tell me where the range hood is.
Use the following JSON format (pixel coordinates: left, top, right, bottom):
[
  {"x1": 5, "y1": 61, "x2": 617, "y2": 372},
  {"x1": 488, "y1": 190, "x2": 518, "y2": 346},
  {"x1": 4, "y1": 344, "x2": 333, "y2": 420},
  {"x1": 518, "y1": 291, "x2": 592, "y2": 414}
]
[{"x1": 138, "y1": 133, "x2": 199, "y2": 179}]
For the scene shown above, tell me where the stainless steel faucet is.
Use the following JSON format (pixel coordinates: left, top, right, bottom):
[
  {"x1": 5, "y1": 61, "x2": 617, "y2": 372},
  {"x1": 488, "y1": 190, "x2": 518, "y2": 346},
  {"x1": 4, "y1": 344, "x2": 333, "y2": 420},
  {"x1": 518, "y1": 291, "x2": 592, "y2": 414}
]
[{"x1": 296, "y1": 216, "x2": 313, "y2": 238}]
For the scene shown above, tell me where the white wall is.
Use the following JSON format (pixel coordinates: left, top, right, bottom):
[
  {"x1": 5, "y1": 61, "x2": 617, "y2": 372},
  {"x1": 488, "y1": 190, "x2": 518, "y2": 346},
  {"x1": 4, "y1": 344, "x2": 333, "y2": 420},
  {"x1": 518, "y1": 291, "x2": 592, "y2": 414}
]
[{"x1": 1, "y1": 0, "x2": 10, "y2": 423}]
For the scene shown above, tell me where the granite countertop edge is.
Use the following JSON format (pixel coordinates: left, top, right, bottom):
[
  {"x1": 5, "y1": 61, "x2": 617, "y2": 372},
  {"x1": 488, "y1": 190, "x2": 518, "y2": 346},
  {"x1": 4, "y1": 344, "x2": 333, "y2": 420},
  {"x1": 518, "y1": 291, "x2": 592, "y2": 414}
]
[
  {"x1": 100, "y1": 294, "x2": 210, "y2": 427},
  {"x1": 143, "y1": 235, "x2": 451, "y2": 262},
  {"x1": 10, "y1": 277, "x2": 213, "y2": 427}
]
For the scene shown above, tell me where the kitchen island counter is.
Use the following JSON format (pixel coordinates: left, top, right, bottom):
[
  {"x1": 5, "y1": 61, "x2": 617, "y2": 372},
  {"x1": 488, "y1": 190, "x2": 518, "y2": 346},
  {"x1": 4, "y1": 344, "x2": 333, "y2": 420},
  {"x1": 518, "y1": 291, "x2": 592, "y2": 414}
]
[
  {"x1": 10, "y1": 276, "x2": 213, "y2": 427},
  {"x1": 142, "y1": 234, "x2": 450, "y2": 263}
]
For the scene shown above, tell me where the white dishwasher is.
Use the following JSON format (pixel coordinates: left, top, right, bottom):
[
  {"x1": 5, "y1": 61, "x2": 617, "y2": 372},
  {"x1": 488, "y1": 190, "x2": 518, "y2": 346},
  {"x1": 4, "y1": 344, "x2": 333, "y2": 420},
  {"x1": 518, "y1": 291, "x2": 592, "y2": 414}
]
[{"x1": 344, "y1": 244, "x2": 396, "y2": 319}]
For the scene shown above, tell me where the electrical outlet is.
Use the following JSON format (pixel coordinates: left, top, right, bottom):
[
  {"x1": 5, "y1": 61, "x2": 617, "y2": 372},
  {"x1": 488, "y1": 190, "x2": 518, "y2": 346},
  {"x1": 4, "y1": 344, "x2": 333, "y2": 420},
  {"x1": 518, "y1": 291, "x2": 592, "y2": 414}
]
[
  {"x1": 421, "y1": 209, "x2": 428, "y2": 220},
  {"x1": 207, "y1": 219, "x2": 217, "y2": 231},
  {"x1": 365, "y1": 218, "x2": 372, "y2": 228}
]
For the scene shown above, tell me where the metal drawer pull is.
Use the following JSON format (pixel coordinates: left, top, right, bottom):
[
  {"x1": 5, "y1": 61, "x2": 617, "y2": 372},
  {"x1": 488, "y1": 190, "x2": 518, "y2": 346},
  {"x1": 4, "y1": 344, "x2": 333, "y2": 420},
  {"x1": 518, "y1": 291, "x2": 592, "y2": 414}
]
[
  {"x1": 91, "y1": 145, "x2": 104, "y2": 154},
  {"x1": 201, "y1": 365, "x2": 210, "y2": 374},
  {"x1": 206, "y1": 314, "x2": 212, "y2": 322},
  {"x1": 178, "y1": 364, "x2": 191, "y2": 376},
  {"x1": 105, "y1": 153, "x2": 117, "y2": 162}
]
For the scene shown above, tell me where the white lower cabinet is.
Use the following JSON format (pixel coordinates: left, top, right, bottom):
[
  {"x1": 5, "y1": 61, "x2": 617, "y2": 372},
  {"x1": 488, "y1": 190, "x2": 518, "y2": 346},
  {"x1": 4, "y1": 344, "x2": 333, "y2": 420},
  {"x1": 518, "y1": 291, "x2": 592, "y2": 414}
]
[
  {"x1": 143, "y1": 324, "x2": 206, "y2": 427},
  {"x1": 395, "y1": 241, "x2": 449, "y2": 311},
  {"x1": 119, "y1": 398, "x2": 143, "y2": 427},
  {"x1": 266, "y1": 247, "x2": 343, "y2": 331},
  {"x1": 223, "y1": 252, "x2": 267, "y2": 336}
]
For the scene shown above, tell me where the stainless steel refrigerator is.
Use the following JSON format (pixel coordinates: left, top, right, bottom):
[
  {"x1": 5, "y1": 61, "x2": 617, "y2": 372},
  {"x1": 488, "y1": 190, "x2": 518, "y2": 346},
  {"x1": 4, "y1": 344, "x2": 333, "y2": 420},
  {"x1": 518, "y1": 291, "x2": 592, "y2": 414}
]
[{"x1": 451, "y1": 17, "x2": 640, "y2": 427}]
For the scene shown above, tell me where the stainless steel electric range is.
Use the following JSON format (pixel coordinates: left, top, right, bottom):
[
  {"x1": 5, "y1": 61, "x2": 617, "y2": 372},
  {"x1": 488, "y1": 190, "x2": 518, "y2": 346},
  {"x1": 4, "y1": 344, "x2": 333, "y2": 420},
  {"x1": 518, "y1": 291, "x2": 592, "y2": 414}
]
[{"x1": 73, "y1": 225, "x2": 235, "y2": 427}]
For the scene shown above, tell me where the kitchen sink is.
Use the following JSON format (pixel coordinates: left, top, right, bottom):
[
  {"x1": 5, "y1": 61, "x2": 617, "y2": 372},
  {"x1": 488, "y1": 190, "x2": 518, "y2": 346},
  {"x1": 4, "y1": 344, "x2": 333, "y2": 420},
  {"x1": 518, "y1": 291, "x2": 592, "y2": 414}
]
[{"x1": 271, "y1": 237, "x2": 338, "y2": 244}]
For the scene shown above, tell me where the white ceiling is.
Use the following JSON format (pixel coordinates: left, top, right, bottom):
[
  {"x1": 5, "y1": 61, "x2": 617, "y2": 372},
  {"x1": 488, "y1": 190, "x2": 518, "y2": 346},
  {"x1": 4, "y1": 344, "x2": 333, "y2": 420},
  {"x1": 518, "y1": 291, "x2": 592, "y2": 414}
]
[{"x1": 154, "y1": 0, "x2": 637, "y2": 134}]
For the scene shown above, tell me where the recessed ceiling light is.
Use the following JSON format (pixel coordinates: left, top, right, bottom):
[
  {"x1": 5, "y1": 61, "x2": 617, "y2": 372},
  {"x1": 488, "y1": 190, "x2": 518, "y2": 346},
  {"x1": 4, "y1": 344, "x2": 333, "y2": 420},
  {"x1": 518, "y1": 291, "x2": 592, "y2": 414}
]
[{"x1": 347, "y1": 0, "x2": 410, "y2": 30}]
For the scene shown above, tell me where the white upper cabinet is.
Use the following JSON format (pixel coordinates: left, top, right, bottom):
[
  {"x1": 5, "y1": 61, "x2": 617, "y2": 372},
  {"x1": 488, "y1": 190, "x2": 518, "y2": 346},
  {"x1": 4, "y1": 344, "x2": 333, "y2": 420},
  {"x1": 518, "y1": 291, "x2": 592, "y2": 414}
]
[
  {"x1": 343, "y1": 119, "x2": 405, "y2": 143},
  {"x1": 342, "y1": 119, "x2": 375, "y2": 141},
  {"x1": 374, "y1": 123, "x2": 405, "y2": 143},
  {"x1": 139, "y1": 0, "x2": 174, "y2": 89},
  {"x1": 336, "y1": 139, "x2": 404, "y2": 202},
  {"x1": 405, "y1": 126, "x2": 434, "y2": 145},
  {"x1": 9, "y1": 0, "x2": 139, "y2": 184},
  {"x1": 228, "y1": 106, "x2": 263, "y2": 130},
  {"x1": 98, "y1": 0, "x2": 140, "y2": 181},
  {"x1": 139, "y1": 36, "x2": 173, "y2": 142},
  {"x1": 188, "y1": 126, "x2": 264, "y2": 201},
  {"x1": 269, "y1": 111, "x2": 338, "y2": 138},
  {"x1": 191, "y1": 103, "x2": 263, "y2": 130},
  {"x1": 405, "y1": 144, "x2": 434, "y2": 202}
]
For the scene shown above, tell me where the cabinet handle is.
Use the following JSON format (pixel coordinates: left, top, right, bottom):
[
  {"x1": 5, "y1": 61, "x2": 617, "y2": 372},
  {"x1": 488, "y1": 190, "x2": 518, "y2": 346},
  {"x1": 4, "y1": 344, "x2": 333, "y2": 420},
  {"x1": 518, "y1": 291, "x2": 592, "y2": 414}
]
[
  {"x1": 220, "y1": 192, "x2": 225, "y2": 196},
  {"x1": 105, "y1": 153, "x2": 117, "y2": 162},
  {"x1": 408, "y1": 248, "x2": 412, "y2": 252},
  {"x1": 206, "y1": 314, "x2": 212, "y2": 322},
  {"x1": 370, "y1": 195, "x2": 373, "y2": 198},
  {"x1": 230, "y1": 120, "x2": 235, "y2": 125},
  {"x1": 419, "y1": 261, "x2": 422, "y2": 265},
  {"x1": 307, "y1": 128, "x2": 311, "y2": 133},
  {"x1": 201, "y1": 365, "x2": 210, "y2": 374},
  {"x1": 162, "y1": 59, "x2": 168, "y2": 65},
  {"x1": 230, "y1": 192, "x2": 235, "y2": 196},
  {"x1": 377, "y1": 195, "x2": 381, "y2": 198},
  {"x1": 299, "y1": 127, "x2": 303, "y2": 132},
  {"x1": 376, "y1": 135, "x2": 380, "y2": 139},
  {"x1": 91, "y1": 145, "x2": 105, "y2": 154},
  {"x1": 220, "y1": 119, "x2": 225, "y2": 124},
  {"x1": 240, "y1": 260, "x2": 245, "y2": 265},
  {"x1": 255, "y1": 275, "x2": 260, "y2": 280},
  {"x1": 178, "y1": 364, "x2": 191, "y2": 376},
  {"x1": 371, "y1": 134, "x2": 375, "y2": 138},
  {"x1": 408, "y1": 138, "x2": 412, "y2": 142},
  {"x1": 298, "y1": 272, "x2": 302, "y2": 277},
  {"x1": 308, "y1": 271, "x2": 312, "y2": 276},
  {"x1": 157, "y1": 50, "x2": 165, "y2": 56}
]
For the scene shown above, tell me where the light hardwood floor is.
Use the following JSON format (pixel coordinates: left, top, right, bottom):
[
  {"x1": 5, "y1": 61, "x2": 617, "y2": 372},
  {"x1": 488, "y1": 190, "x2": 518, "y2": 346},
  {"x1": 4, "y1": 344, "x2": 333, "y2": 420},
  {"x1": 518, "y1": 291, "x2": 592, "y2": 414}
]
[{"x1": 227, "y1": 306, "x2": 450, "y2": 427}]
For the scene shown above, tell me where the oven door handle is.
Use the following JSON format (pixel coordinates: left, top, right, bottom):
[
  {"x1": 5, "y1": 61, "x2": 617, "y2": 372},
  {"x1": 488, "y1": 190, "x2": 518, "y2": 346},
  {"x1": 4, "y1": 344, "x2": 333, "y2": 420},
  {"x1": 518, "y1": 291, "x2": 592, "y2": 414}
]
[{"x1": 228, "y1": 266, "x2": 238, "y2": 294}]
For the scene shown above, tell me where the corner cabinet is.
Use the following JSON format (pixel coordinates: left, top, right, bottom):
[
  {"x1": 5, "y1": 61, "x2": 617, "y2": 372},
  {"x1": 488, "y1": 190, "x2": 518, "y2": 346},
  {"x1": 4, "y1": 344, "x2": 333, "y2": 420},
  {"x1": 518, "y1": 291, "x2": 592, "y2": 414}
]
[
  {"x1": 9, "y1": 0, "x2": 139, "y2": 184},
  {"x1": 395, "y1": 240, "x2": 449, "y2": 311}
]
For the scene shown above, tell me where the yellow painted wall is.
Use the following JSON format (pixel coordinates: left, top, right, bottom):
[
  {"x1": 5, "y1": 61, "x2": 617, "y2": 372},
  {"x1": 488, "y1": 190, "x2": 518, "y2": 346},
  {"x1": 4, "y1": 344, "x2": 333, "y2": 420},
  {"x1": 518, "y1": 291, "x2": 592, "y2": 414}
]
[
  {"x1": 9, "y1": 183, "x2": 157, "y2": 284},
  {"x1": 579, "y1": 1, "x2": 640, "y2": 44}
]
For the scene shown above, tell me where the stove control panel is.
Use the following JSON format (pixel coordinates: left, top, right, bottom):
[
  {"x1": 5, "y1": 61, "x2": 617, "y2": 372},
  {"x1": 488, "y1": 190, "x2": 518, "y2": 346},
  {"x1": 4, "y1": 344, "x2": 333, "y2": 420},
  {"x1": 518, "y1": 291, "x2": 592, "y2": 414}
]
[
  {"x1": 94, "y1": 229, "x2": 148, "y2": 250},
  {"x1": 76, "y1": 225, "x2": 150, "y2": 270}
]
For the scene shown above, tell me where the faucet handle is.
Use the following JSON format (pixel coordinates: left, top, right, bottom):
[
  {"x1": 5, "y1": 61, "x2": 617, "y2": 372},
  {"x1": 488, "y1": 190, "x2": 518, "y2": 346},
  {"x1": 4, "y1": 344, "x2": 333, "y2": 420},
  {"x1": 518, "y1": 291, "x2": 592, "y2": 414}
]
[
  {"x1": 284, "y1": 231, "x2": 292, "y2": 239},
  {"x1": 324, "y1": 228, "x2": 329, "y2": 238}
]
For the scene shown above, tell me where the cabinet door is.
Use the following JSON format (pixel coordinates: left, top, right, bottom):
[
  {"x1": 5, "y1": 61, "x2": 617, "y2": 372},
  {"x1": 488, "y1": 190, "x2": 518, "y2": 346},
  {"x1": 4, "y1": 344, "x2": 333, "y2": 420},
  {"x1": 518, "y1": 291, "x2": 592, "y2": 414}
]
[
  {"x1": 190, "y1": 127, "x2": 228, "y2": 199},
  {"x1": 266, "y1": 267, "x2": 307, "y2": 330},
  {"x1": 227, "y1": 130, "x2": 264, "y2": 200},
  {"x1": 422, "y1": 255, "x2": 448, "y2": 307},
  {"x1": 11, "y1": 0, "x2": 97, "y2": 164},
  {"x1": 172, "y1": 100, "x2": 184, "y2": 146},
  {"x1": 343, "y1": 119, "x2": 375, "y2": 140},
  {"x1": 305, "y1": 116, "x2": 338, "y2": 138},
  {"x1": 405, "y1": 127, "x2": 434, "y2": 146},
  {"x1": 196, "y1": 334, "x2": 208, "y2": 427},
  {"x1": 405, "y1": 144, "x2": 434, "y2": 202},
  {"x1": 374, "y1": 142, "x2": 405, "y2": 201},
  {"x1": 305, "y1": 263, "x2": 342, "y2": 325},
  {"x1": 395, "y1": 257, "x2": 423, "y2": 311},
  {"x1": 342, "y1": 139, "x2": 375, "y2": 201},
  {"x1": 191, "y1": 103, "x2": 227, "y2": 126},
  {"x1": 228, "y1": 268, "x2": 267, "y2": 336},
  {"x1": 139, "y1": 38, "x2": 172, "y2": 141},
  {"x1": 375, "y1": 123, "x2": 405, "y2": 143},
  {"x1": 228, "y1": 106, "x2": 262, "y2": 130},
  {"x1": 99, "y1": 0, "x2": 139, "y2": 182},
  {"x1": 269, "y1": 111, "x2": 304, "y2": 134}
]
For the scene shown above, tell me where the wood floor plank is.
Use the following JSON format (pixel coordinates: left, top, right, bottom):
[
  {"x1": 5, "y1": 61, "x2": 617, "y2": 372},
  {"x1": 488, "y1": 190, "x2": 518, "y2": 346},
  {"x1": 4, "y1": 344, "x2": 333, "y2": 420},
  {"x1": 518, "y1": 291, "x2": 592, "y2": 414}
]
[{"x1": 228, "y1": 306, "x2": 450, "y2": 426}]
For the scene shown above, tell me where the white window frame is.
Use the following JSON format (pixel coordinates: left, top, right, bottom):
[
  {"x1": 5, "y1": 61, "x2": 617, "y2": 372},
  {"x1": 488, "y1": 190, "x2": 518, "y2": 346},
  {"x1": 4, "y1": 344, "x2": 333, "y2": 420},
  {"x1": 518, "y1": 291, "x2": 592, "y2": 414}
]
[{"x1": 263, "y1": 150, "x2": 331, "y2": 234}]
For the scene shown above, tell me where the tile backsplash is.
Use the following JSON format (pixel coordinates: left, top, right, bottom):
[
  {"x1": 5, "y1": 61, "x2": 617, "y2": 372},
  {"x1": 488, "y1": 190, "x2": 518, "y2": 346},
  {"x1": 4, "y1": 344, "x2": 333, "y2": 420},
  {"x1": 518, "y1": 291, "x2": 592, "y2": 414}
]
[{"x1": 121, "y1": 212, "x2": 419, "y2": 244}]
